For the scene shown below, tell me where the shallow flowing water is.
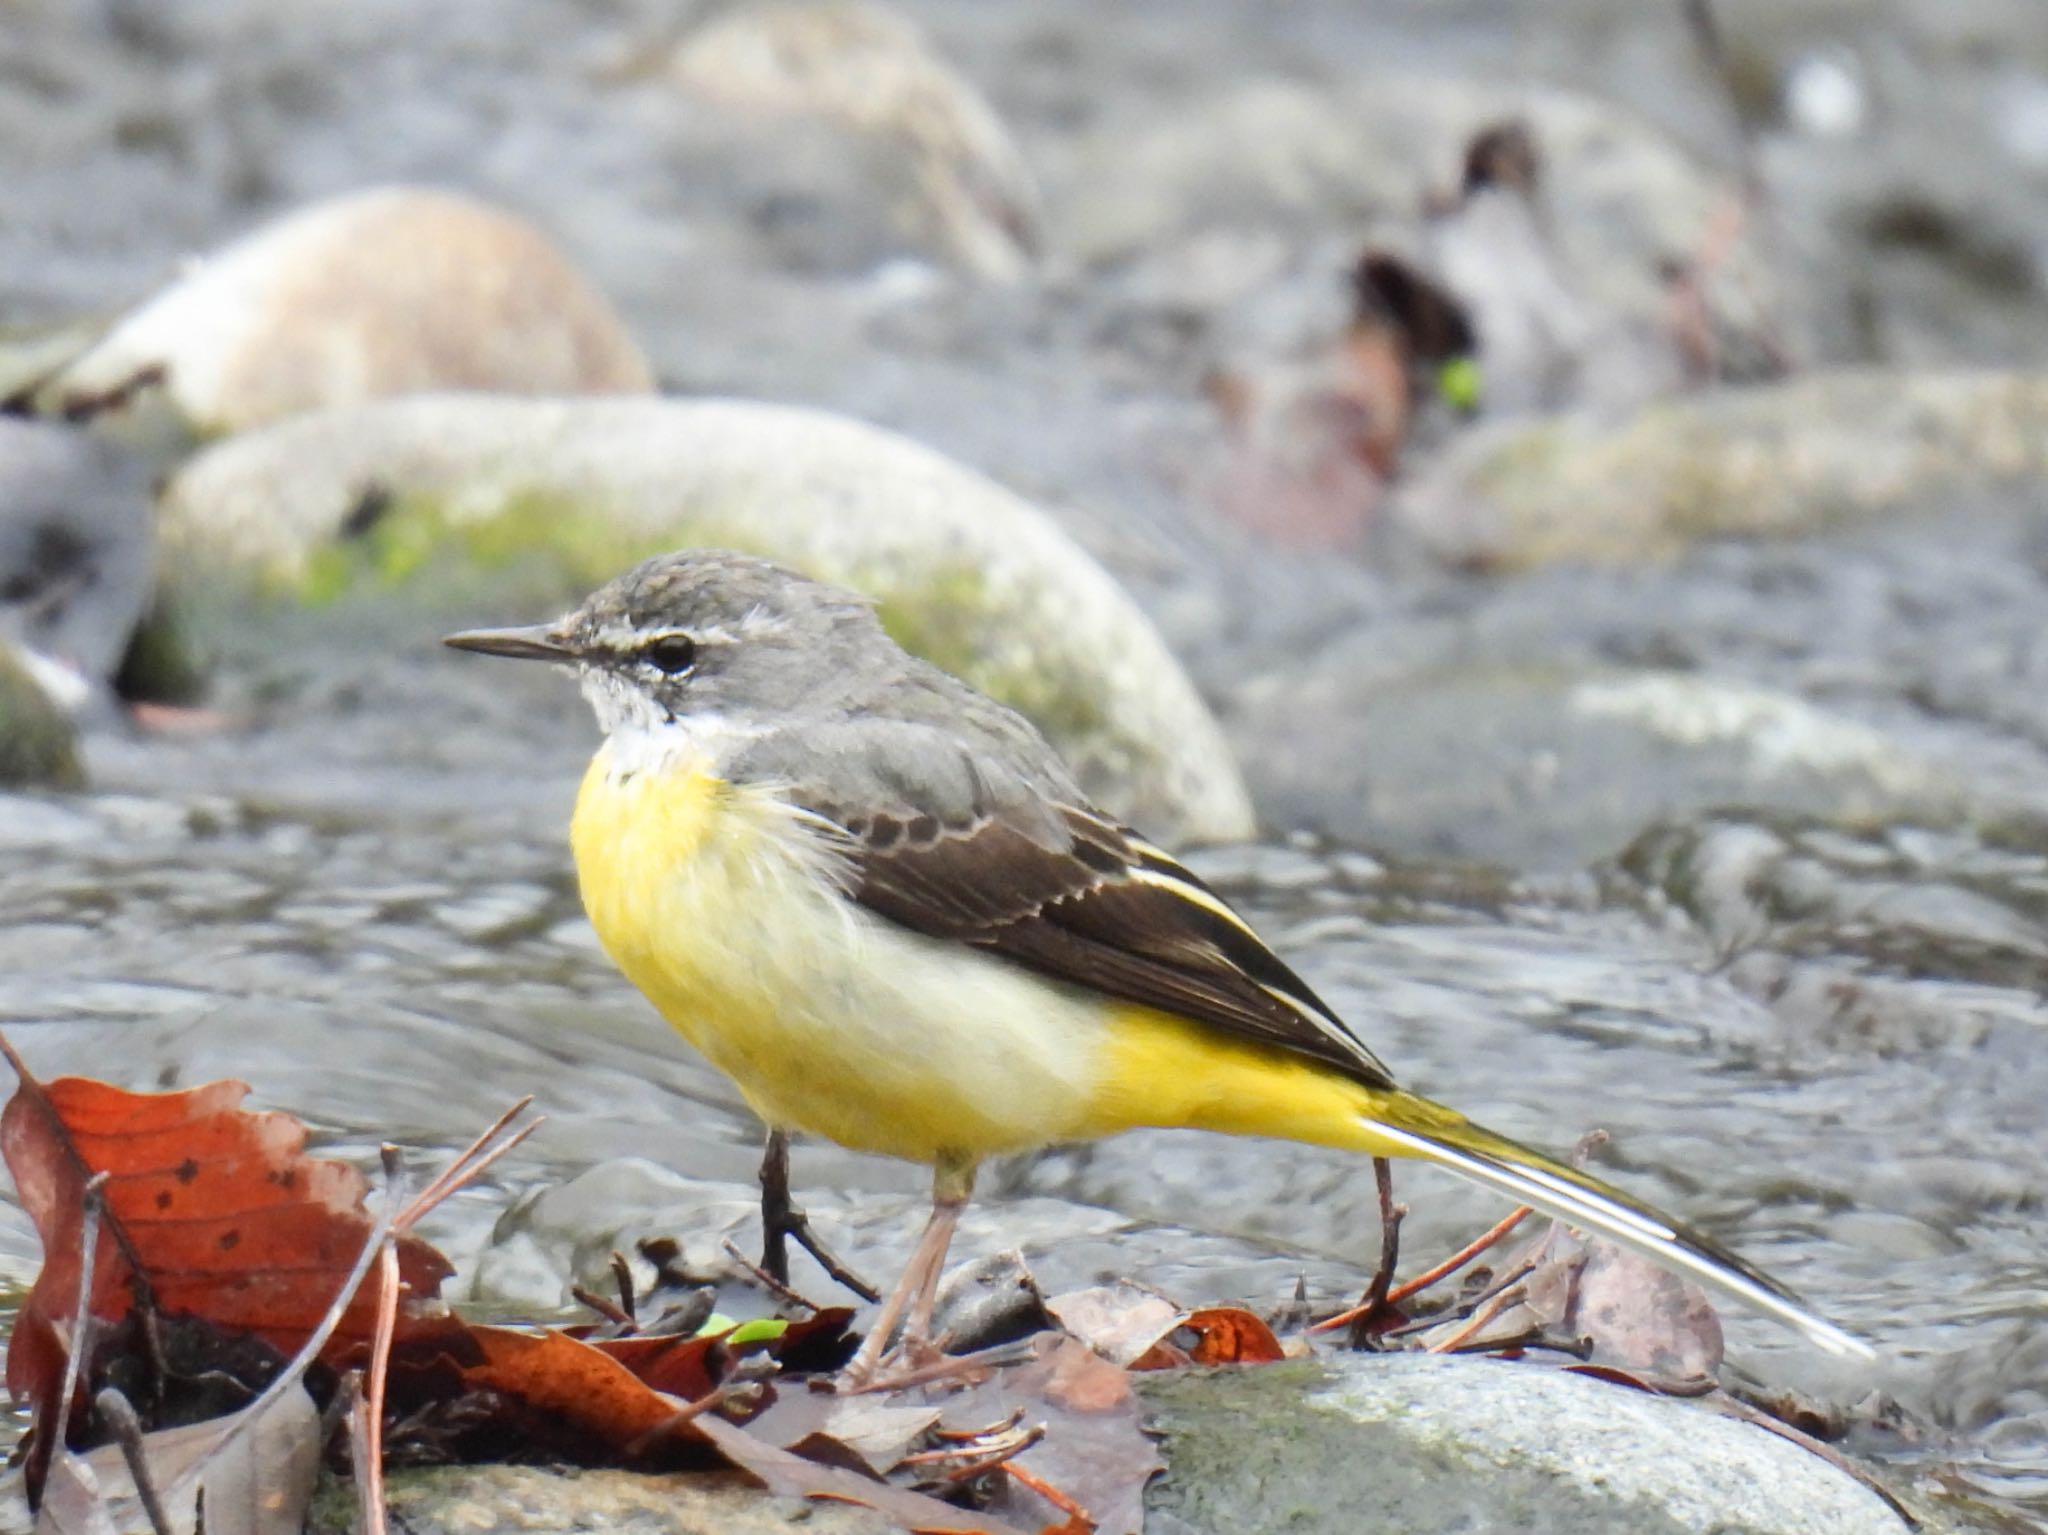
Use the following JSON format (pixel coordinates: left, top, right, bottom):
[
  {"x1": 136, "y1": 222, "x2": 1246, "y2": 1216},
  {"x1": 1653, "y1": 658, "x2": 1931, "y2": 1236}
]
[{"x1": 3, "y1": 0, "x2": 2048, "y2": 1522}]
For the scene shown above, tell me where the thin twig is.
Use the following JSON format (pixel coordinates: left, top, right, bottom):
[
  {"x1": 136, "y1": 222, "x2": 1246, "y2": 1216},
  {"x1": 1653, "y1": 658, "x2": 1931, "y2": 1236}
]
[
  {"x1": 355, "y1": 1150, "x2": 404, "y2": 1535},
  {"x1": 609, "y1": 1250, "x2": 637, "y2": 1322},
  {"x1": 54, "y1": 1173, "x2": 109, "y2": 1450},
  {"x1": 1381, "y1": 1254, "x2": 1541, "y2": 1342},
  {"x1": 921, "y1": 1423, "x2": 1045, "y2": 1483},
  {"x1": 1312, "y1": 1203, "x2": 1531, "y2": 1337},
  {"x1": 395, "y1": 1102, "x2": 541, "y2": 1230},
  {"x1": 1390, "y1": 1206, "x2": 1532, "y2": 1304},
  {"x1": 719, "y1": 1237, "x2": 818, "y2": 1313},
  {"x1": 833, "y1": 1338, "x2": 1038, "y2": 1395},
  {"x1": 1345, "y1": 1158, "x2": 1405, "y2": 1347},
  {"x1": 95, "y1": 1390, "x2": 175, "y2": 1535},
  {"x1": 570, "y1": 1284, "x2": 636, "y2": 1328},
  {"x1": 1005, "y1": 1460, "x2": 1093, "y2": 1527},
  {"x1": 1425, "y1": 1282, "x2": 1529, "y2": 1354},
  {"x1": 347, "y1": 1387, "x2": 378, "y2": 1535},
  {"x1": 621, "y1": 1382, "x2": 744, "y2": 1457}
]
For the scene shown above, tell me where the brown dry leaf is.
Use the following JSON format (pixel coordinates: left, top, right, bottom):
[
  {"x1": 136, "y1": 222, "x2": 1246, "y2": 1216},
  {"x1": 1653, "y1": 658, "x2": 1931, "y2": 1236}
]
[
  {"x1": 695, "y1": 1412, "x2": 1034, "y2": 1535},
  {"x1": 1045, "y1": 1285, "x2": 1181, "y2": 1367},
  {"x1": 1566, "y1": 1241, "x2": 1723, "y2": 1387},
  {"x1": 38, "y1": 1384, "x2": 322, "y2": 1535},
  {"x1": 0, "y1": 1044, "x2": 450, "y2": 1497}
]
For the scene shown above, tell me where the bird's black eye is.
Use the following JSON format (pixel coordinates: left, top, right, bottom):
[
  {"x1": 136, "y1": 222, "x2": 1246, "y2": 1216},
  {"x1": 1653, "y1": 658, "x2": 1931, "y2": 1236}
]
[{"x1": 643, "y1": 634, "x2": 698, "y2": 675}]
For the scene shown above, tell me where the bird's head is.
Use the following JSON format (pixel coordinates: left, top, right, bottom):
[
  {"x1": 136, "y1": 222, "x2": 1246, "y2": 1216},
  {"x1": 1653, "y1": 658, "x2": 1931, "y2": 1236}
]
[{"x1": 443, "y1": 550, "x2": 889, "y2": 739}]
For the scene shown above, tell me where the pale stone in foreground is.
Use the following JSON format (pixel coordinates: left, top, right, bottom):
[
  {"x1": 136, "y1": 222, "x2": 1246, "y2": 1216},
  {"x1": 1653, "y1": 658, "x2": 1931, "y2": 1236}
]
[
  {"x1": 22, "y1": 187, "x2": 653, "y2": 442},
  {"x1": 161, "y1": 394, "x2": 1254, "y2": 844}
]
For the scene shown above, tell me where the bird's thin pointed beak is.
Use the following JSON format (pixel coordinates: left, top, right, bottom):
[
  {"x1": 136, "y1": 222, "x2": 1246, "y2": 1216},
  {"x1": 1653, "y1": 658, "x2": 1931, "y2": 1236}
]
[{"x1": 442, "y1": 623, "x2": 578, "y2": 663}]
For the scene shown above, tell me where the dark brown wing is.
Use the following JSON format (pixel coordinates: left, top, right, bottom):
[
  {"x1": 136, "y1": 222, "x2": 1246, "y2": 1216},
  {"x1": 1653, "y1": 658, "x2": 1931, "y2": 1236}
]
[{"x1": 842, "y1": 802, "x2": 1398, "y2": 1090}]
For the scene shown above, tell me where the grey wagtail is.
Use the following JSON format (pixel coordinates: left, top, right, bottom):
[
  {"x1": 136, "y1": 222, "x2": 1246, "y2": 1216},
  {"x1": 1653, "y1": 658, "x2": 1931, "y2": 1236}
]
[{"x1": 446, "y1": 549, "x2": 1869, "y2": 1378}]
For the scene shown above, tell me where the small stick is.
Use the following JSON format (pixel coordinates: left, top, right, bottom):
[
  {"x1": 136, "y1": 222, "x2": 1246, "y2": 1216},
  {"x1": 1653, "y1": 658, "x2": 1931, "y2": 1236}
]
[
  {"x1": 355, "y1": 1150, "x2": 404, "y2": 1535},
  {"x1": 347, "y1": 1388, "x2": 380, "y2": 1535},
  {"x1": 570, "y1": 1284, "x2": 636, "y2": 1328},
  {"x1": 621, "y1": 1382, "x2": 744, "y2": 1457},
  {"x1": 834, "y1": 1337, "x2": 1037, "y2": 1395},
  {"x1": 609, "y1": 1250, "x2": 637, "y2": 1321},
  {"x1": 1390, "y1": 1206, "x2": 1532, "y2": 1304},
  {"x1": 1344, "y1": 1158, "x2": 1405, "y2": 1347},
  {"x1": 916, "y1": 1423, "x2": 1045, "y2": 1483},
  {"x1": 1381, "y1": 1253, "x2": 1541, "y2": 1342},
  {"x1": 756, "y1": 1130, "x2": 879, "y2": 1303},
  {"x1": 55, "y1": 1173, "x2": 110, "y2": 1447},
  {"x1": 396, "y1": 1102, "x2": 542, "y2": 1230},
  {"x1": 1312, "y1": 1205, "x2": 1534, "y2": 1335},
  {"x1": 719, "y1": 1237, "x2": 818, "y2": 1313},
  {"x1": 934, "y1": 1406, "x2": 1026, "y2": 1443},
  {"x1": 96, "y1": 1389, "x2": 176, "y2": 1535},
  {"x1": 1425, "y1": 1282, "x2": 1529, "y2": 1354},
  {"x1": 1005, "y1": 1460, "x2": 1093, "y2": 1527}
]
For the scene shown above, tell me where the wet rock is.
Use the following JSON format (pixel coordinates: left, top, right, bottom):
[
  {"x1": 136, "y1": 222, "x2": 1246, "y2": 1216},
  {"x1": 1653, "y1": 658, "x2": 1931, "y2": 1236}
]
[
  {"x1": 1141, "y1": 1353, "x2": 1935, "y2": 1535},
  {"x1": 1057, "y1": 72, "x2": 1773, "y2": 388},
  {"x1": 0, "y1": 418, "x2": 156, "y2": 708},
  {"x1": 15, "y1": 187, "x2": 653, "y2": 445},
  {"x1": 0, "y1": 643, "x2": 82, "y2": 788},
  {"x1": 1235, "y1": 665, "x2": 1957, "y2": 869},
  {"x1": 1394, "y1": 369, "x2": 2048, "y2": 570},
  {"x1": 305, "y1": 1465, "x2": 894, "y2": 1535},
  {"x1": 159, "y1": 393, "x2": 1255, "y2": 842},
  {"x1": 657, "y1": 0, "x2": 1041, "y2": 281}
]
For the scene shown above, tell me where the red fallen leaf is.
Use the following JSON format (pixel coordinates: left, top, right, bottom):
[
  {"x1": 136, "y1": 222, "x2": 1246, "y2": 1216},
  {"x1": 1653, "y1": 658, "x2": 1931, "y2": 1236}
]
[
  {"x1": 0, "y1": 1044, "x2": 451, "y2": 1495},
  {"x1": 586, "y1": 1305, "x2": 856, "y2": 1402},
  {"x1": 1129, "y1": 1307, "x2": 1285, "y2": 1371},
  {"x1": 393, "y1": 1325, "x2": 703, "y2": 1456}
]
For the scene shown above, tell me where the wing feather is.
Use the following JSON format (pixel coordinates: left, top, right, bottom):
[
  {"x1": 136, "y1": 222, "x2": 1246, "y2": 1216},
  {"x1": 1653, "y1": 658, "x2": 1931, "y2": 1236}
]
[{"x1": 850, "y1": 803, "x2": 1396, "y2": 1088}]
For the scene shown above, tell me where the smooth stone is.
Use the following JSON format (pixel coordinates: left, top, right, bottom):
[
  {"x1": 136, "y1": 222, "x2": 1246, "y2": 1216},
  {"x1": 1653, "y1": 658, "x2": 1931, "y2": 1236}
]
[
  {"x1": 305, "y1": 1465, "x2": 895, "y2": 1535},
  {"x1": 1395, "y1": 369, "x2": 2048, "y2": 570},
  {"x1": 159, "y1": 393, "x2": 1255, "y2": 843},
  {"x1": 1235, "y1": 664, "x2": 1956, "y2": 869},
  {"x1": 20, "y1": 187, "x2": 652, "y2": 445},
  {"x1": 1141, "y1": 1353, "x2": 1945, "y2": 1535}
]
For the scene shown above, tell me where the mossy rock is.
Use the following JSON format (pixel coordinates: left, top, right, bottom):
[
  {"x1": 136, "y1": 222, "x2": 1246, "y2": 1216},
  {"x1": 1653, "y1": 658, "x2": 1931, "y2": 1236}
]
[
  {"x1": 1140, "y1": 1354, "x2": 1960, "y2": 1535},
  {"x1": 0, "y1": 646, "x2": 82, "y2": 789},
  {"x1": 159, "y1": 394, "x2": 1255, "y2": 844},
  {"x1": 1396, "y1": 369, "x2": 2048, "y2": 570}
]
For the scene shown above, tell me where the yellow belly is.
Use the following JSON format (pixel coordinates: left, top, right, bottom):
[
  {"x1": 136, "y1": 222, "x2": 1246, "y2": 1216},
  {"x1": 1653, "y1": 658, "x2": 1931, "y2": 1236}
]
[
  {"x1": 570, "y1": 744, "x2": 1394, "y2": 1168},
  {"x1": 571, "y1": 746, "x2": 1112, "y2": 1163}
]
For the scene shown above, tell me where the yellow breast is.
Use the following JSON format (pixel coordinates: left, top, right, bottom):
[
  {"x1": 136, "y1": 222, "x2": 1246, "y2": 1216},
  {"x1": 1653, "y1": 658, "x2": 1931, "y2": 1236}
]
[{"x1": 569, "y1": 739, "x2": 1116, "y2": 1163}]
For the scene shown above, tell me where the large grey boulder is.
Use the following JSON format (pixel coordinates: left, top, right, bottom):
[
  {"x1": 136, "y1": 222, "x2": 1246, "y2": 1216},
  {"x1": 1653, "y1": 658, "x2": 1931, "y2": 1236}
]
[{"x1": 159, "y1": 394, "x2": 1254, "y2": 843}]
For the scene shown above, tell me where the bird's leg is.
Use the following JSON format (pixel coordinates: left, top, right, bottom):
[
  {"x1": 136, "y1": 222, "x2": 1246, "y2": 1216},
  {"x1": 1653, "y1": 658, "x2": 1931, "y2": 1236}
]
[
  {"x1": 757, "y1": 1127, "x2": 879, "y2": 1302},
  {"x1": 838, "y1": 1156, "x2": 976, "y2": 1390}
]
